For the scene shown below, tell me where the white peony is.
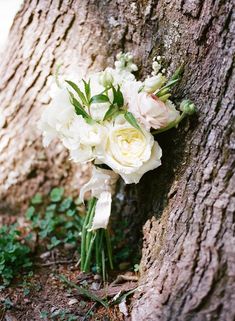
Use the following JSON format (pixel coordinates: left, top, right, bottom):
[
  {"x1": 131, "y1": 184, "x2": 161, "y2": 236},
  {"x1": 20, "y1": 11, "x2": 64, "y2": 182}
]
[
  {"x1": 96, "y1": 115, "x2": 162, "y2": 184},
  {"x1": 38, "y1": 87, "x2": 76, "y2": 147},
  {"x1": 128, "y1": 92, "x2": 180, "y2": 131},
  {"x1": 66, "y1": 116, "x2": 107, "y2": 163}
]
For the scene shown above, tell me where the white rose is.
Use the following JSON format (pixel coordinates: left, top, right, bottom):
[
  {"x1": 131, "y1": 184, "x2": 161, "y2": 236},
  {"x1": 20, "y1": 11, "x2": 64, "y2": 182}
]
[
  {"x1": 128, "y1": 92, "x2": 180, "y2": 131},
  {"x1": 96, "y1": 116, "x2": 162, "y2": 184},
  {"x1": 143, "y1": 74, "x2": 166, "y2": 93}
]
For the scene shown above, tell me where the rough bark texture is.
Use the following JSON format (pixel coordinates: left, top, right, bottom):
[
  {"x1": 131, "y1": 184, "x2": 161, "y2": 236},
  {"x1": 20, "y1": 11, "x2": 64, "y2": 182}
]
[{"x1": 0, "y1": 0, "x2": 234, "y2": 320}]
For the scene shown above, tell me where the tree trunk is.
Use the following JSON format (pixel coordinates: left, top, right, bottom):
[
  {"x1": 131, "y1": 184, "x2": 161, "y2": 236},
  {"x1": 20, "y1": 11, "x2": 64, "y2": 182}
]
[{"x1": 0, "y1": 1, "x2": 234, "y2": 320}]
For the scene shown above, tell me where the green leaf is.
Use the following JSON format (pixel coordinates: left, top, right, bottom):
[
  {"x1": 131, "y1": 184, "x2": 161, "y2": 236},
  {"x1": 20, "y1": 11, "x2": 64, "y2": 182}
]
[
  {"x1": 171, "y1": 65, "x2": 184, "y2": 81},
  {"x1": 31, "y1": 193, "x2": 42, "y2": 205},
  {"x1": 90, "y1": 94, "x2": 110, "y2": 104},
  {"x1": 66, "y1": 209, "x2": 76, "y2": 217},
  {"x1": 59, "y1": 197, "x2": 73, "y2": 212},
  {"x1": 124, "y1": 112, "x2": 142, "y2": 132},
  {"x1": 103, "y1": 104, "x2": 119, "y2": 121},
  {"x1": 66, "y1": 80, "x2": 88, "y2": 106},
  {"x1": 112, "y1": 85, "x2": 124, "y2": 107},
  {"x1": 70, "y1": 97, "x2": 92, "y2": 121},
  {"x1": 47, "y1": 236, "x2": 61, "y2": 250},
  {"x1": 25, "y1": 206, "x2": 35, "y2": 220},
  {"x1": 59, "y1": 275, "x2": 109, "y2": 308},
  {"x1": 82, "y1": 79, "x2": 91, "y2": 102},
  {"x1": 50, "y1": 187, "x2": 64, "y2": 202}
]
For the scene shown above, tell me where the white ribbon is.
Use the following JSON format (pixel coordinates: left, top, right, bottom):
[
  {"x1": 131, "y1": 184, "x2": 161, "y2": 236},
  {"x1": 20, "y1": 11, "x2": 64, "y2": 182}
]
[{"x1": 80, "y1": 166, "x2": 119, "y2": 230}]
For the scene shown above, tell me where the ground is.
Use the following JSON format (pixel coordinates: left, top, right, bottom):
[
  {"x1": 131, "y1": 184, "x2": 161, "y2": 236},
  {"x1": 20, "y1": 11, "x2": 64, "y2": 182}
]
[{"x1": 0, "y1": 203, "x2": 137, "y2": 321}]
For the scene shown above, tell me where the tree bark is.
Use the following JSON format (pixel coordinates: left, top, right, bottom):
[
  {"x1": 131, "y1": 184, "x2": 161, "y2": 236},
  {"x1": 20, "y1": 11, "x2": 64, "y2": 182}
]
[{"x1": 0, "y1": 1, "x2": 234, "y2": 320}]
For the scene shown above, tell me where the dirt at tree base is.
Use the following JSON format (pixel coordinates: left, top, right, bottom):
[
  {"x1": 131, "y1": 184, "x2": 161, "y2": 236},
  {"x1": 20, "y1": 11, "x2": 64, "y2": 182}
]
[{"x1": 0, "y1": 264, "x2": 126, "y2": 321}]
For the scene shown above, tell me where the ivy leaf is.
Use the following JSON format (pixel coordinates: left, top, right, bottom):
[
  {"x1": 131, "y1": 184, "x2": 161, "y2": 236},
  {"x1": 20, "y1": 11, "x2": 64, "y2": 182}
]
[
  {"x1": 90, "y1": 94, "x2": 110, "y2": 104},
  {"x1": 112, "y1": 85, "x2": 124, "y2": 107},
  {"x1": 124, "y1": 112, "x2": 142, "y2": 132},
  {"x1": 82, "y1": 79, "x2": 91, "y2": 102},
  {"x1": 103, "y1": 104, "x2": 119, "y2": 121},
  {"x1": 66, "y1": 80, "x2": 88, "y2": 106}
]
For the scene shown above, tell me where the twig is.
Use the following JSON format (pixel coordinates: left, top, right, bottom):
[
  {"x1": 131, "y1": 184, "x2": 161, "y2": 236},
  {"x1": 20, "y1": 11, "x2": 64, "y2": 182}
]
[
  {"x1": 35, "y1": 259, "x2": 77, "y2": 267},
  {"x1": 110, "y1": 274, "x2": 138, "y2": 286}
]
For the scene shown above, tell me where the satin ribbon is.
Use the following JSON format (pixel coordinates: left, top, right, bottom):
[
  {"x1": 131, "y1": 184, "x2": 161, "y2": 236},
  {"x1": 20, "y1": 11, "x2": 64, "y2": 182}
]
[{"x1": 80, "y1": 166, "x2": 119, "y2": 230}]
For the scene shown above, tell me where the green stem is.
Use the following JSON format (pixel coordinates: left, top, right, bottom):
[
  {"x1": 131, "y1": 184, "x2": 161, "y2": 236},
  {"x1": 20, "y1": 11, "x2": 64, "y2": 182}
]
[
  {"x1": 95, "y1": 230, "x2": 101, "y2": 274},
  {"x1": 81, "y1": 198, "x2": 96, "y2": 271},
  {"x1": 152, "y1": 112, "x2": 187, "y2": 135},
  {"x1": 101, "y1": 248, "x2": 106, "y2": 283},
  {"x1": 105, "y1": 230, "x2": 113, "y2": 270},
  {"x1": 85, "y1": 199, "x2": 97, "y2": 253},
  {"x1": 83, "y1": 232, "x2": 97, "y2": 272}
]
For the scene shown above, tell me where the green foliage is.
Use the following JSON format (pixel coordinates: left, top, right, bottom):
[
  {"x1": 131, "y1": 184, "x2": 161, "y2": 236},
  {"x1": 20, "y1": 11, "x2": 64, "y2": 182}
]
[
  {"x1": 26, "y1": 189, "x2": 83, "y2": 250},
  {"x1": 40, "y1": 308, "x2": 77, "y2": 320},
  {"x1": 0, "y1": 224, "x2": 32, "y2": 287},
  {"x1": 90, "y1": 94, "x2": 110, "y2": 104},
  {"x1": 124, "y1": 111, "x2": 142, "y2": 132}
]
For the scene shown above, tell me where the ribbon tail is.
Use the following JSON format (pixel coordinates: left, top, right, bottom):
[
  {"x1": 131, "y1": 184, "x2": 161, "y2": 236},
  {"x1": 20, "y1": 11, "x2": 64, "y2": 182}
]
[
  {"x1": 89, "y1": 191, "x2": 112, "y2": 231},
  {"x1": 79, "y1": 175, "x2": 96, "y2": 203}
]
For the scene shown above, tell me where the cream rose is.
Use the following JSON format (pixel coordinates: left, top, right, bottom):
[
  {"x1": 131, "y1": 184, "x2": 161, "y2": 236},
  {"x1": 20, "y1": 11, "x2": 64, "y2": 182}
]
[
  {"x1": 96, "y1": 116, "x2": 162, "y2": 184},
  {"x1": 128, "y1": 92, "x2": 180, "y2": 131}
]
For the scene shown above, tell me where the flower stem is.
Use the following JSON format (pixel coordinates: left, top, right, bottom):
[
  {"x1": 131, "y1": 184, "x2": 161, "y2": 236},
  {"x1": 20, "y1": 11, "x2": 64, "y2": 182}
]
[
  {"x1": 83, "y1": 232, "x2": 96, "y2": 272},
  {"x1": 105, "y1": 229, "x2": 113, "y2": 270},
  {"x1": 101, "y1": 248, "x2": 106, "y2": 282},
  {"x1": 80, "y1": 198, "x2": 96, "y2": 271},
  {"x1": 95, "y1": 230, "x2": 101, "y2": 274}
]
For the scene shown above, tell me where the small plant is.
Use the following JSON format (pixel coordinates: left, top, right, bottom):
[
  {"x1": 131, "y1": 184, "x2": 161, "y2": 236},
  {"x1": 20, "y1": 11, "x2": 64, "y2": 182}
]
[
  {"x1": 25, "y1": 187, "x2": 83, "y2": 250},
  {"x1": 40, "y1": 308, "x2": 77, "y2": 320},
  {"x1": 0, "y1": 224, "x2": 32, "y2": 287}
]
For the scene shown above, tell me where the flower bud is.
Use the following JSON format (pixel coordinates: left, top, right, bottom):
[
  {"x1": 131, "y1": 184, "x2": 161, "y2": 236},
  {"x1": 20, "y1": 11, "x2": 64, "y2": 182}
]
[
  {"x1": 180, "y1": 100, "x2": 196, "y2": 115},
  {"x1": 99, "y1": 69, "x2": 114, "y2": 87},
  {"x1": 143, "y1": 74, "x2": 167, "y2": 93}
]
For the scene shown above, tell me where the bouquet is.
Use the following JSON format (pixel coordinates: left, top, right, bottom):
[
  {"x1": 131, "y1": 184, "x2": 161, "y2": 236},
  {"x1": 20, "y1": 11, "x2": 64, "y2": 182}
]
[{"x1": 39, "y1": 53, "x2": 195, "y2": 277}]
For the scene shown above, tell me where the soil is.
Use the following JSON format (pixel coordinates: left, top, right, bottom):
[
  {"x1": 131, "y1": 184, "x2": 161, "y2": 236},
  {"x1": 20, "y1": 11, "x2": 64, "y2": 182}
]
[
  {"x1": 0, "y1": 214, "x2": 136, "y2": 321},
  {"x1": 0, "y1": 259, "x2": 134, "y2": 321}
]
